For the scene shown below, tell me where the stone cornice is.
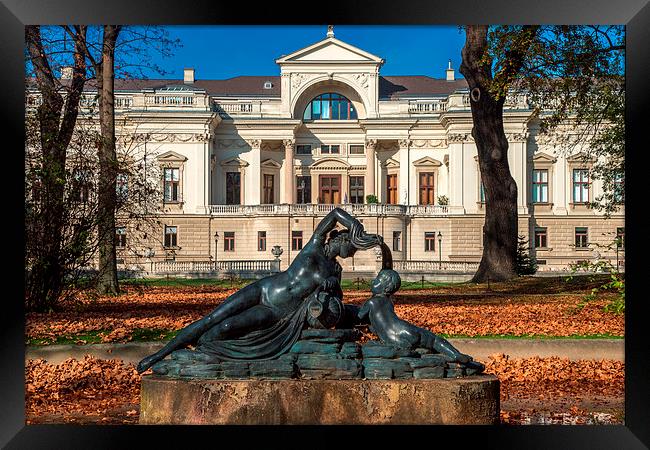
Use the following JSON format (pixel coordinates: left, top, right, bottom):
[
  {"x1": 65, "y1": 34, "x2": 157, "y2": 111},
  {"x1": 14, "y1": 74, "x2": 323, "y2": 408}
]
[{"x1": 118, "y1": 132, "x2": 211, "y2": 144}]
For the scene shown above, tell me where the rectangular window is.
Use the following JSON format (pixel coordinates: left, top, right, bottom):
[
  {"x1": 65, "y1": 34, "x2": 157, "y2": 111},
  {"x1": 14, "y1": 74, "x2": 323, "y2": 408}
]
[
  {"x1": 534, "y1": 227, "x2": 548, "y2": 248},
  {"x1": 115, "y1": 226, "x2": 127, "y2": 248},
  {"x1": 224, "y1": 232, "x2": 235, "y2": 252},
  {"x1": 387, "y1": 174, "x2": 398, "y2": 204},
  {"x1": 164, "y1": 225, "x2": 177, "y2": 248},
  {"x1": 424, "y1": 232, "x2": 436, "y2": 252},
  {"x1": 116, "y1": 172, "x2": 129, "y2": 201},
  {"x1": 73, "y1": 169, "x2": 92, "y2": 202},
  {"x1": 226, "y1": 172, "x2": 241, "y2": 205},
  {"x1": 296, "y1": 176, "x2": 312, "y2": 204},
  {"x1": 616, "y1": 227, "x2": 625, "y2": 249},
  {"x1": 321, "y1": 145, "x2": 340, "y2": 154},
  {"x1": 393, "y1": 231, "x2": 401, "y2": 252},
  {"x1": 258, "y1": 231, "x2": 266, "y2": 251},
  {"x1": 614, "y1": 172, "x2": 624, "y2": 203},
  {"x1": 572, "y1": 169, "x2": 590, "y2": 203},
  {"x1": 532, "y1": 169, "x2": 549, "y2": 203},
  {"x1": 263, "y1": 174, "x2": 274, "y2": 204},
  {"x1": 349, "y1": 176, "x2": 365, "y2": 204},
  {"x1": 319, "y1": 175, "x2": 341, "y2": 204},
  {"x1": 349, "y1": 144, "x2": 364, "y2": 155},
  {"x1": 575, "y1": 227, "x2": 589, "y2": 248},
  {"x1": 479, "y1": 180, "x2": 486, "y2": 203},
  {"x1": 292, "y1": 231, "x2": 303, "y2": 251},
  {"x1": 164, "y1": 168, "x2": 180, "y2": 202},
  {"x1": 296, "y1": 145, "x2": 312, "y2": 155},
  {"x1": 419, "y1": 172, "x2": 435, "y2": 205}
]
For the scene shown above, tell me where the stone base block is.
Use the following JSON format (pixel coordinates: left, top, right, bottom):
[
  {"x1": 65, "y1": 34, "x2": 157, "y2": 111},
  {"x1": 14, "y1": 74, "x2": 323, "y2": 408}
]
[{"x1": 140, "y1": 374, "x2": 500, "y2": 425}]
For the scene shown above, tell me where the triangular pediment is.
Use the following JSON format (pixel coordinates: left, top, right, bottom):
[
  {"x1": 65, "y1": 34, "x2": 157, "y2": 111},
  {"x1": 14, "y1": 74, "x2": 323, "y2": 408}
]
[
  {"x1": 382, "y1": 157, "x2": 400, "y2": 168},
  {"x1": 532, "y1": 152, "x2": 557, "y2": 163},
  {"x1": 310, "y1": 158, "x2": 350, "y2": 170},
  {"x1": 157, "y1": 150, "x2": 187, "y2": 162},
  {"x1": 413, "y1": 156, "x2": 443, "y2": 167},
  {"x1": 276, "y1": 37, "x2": 384, "y2": 64},
  {"x1": 566, "y1": 152, "x2": 596, "y2": 164},
  {"x1": 261, "y1": 158, "x2": 282, "y2": 169},
  {"x1": 220, "y1": 157, "x2": 249, "y2": 167}
]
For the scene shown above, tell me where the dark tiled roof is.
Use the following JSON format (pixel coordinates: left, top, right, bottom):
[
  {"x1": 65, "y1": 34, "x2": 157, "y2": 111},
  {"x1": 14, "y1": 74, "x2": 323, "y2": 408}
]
[
  {"x1": 28, "y1": 75, "x2": 468, "y2": 98},
  {"x1": 379, "y1": 76, "x2": 468, "y2": 98}
]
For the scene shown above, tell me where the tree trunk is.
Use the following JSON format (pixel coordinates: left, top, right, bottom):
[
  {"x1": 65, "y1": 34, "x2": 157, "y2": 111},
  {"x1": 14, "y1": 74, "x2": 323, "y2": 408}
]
[
  {"x1": 460, "y1": 26, "x2": 519, "y2": 283},
  {"x1": 96, "y1": 25, "x2": 121, "y2": 295},
  {"x1": 25, "y1": 26, "x2": 87, "y2": 311}
]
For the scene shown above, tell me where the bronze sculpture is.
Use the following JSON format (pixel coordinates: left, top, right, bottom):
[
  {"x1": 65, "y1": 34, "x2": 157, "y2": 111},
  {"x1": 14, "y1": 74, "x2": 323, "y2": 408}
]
[
  {"x1": 137, "y1": 207, "x2": 483, "y2": 378},
  {"x1": 137, "y1": 208, "x2": 380, "y2": 373},
  {"x1": 358, "y1": 268, "x2": 485, "y2": 372}
]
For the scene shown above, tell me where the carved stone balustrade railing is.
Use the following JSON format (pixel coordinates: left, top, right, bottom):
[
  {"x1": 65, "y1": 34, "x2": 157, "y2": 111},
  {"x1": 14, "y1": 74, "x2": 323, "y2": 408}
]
[
  {"x1": 393, "y1": 260, "x2": 480, "y2": 273},
  {"x1": 207, "y1": 204, "x2": 461, "y2": 217},
  {"x1": 150, "y1": 259, "x2": 280, "y2": 274},
  {"x1": 408, "y1": 100, "x2": 448, "y2": 114}
]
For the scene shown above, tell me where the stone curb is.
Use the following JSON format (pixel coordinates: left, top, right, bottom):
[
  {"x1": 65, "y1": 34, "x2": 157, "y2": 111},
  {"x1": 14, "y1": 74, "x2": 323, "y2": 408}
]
[{"x1": 25, "y1": 338, "x2": 624, "y2": 365}]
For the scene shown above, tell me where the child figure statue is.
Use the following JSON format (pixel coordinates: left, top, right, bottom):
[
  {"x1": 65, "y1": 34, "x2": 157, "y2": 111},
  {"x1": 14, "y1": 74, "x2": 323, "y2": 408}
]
[{"x1": 359, "y1": 269, "x2": 483, "y2": 370}]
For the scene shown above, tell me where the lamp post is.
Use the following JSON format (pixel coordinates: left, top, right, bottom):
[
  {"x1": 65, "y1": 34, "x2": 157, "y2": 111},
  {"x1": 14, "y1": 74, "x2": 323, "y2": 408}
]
[
  {"x1": 214, "y1": 231, "x2": 219, "y2": 269},
  {"x1": 437, "y1": 231, "x2": 443, "y2": 270},
  {"x1": 299, "y1": 179, "x2": 306, "y2": 204}
]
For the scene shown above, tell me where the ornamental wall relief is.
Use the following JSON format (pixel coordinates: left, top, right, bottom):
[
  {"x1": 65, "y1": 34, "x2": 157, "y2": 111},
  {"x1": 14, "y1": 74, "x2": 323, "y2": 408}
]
[
  {"x1": 291, "y1": 73, "x2": 308, "y2": 89},
  {"x1": 447, "y1": 133, "x2": 474, "y2": 143},
  {"x1": 120, "y1": 133, "x2": 211, "y2": 144},
  {"x1": 215, "y1": 139, "x2": 250, "y2": 149},
  {"x1": 353, "y1": 73, "x2": 369, "y2": 90},
  {"x1": 411, "y1": 139, "x2": 448, "y2": 148}
]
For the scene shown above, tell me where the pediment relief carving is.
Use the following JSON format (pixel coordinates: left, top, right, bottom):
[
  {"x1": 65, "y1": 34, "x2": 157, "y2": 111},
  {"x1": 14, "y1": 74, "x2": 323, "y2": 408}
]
[
  {"x1": 220, "y1": 157, "x2": 249, "y2": 168},
  {"x1": 156, "y1": 150, "x2": 188, "y2": 163},
  {"x1": 566, "y1": 153, "x2": 596, "y2": 164},
  {"x1": 261, "y1": 158, "x2": 282, "y2": 169},
  {"x1": 413, "y1": 156, "x2": 443, "y2": 167},
  {"x1": 310, "y1": 158, "x2": 350, "y2": 170},
  {"x1": 532, "y1": 152, "x2": 557, "y2": 164},
  {"x1": 382, "y1": 158, "x2": 400, "y2": 168}
]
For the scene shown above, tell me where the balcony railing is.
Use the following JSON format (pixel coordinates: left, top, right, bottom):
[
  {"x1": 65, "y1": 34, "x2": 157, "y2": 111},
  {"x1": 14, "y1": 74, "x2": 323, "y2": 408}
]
[
  {"x1": 144, "y1": 259, "x2": 477, "y2": 275},
  {"x1": 207, "y1": 203, "x2": 462, "y2": 217},
  {"x1": 393, "y1": 260, "x2": 479, "y2": 273},
  {"x1": 408, "y1": 100, "x2": 448, "y2": 114},
  {"x1": 213, "y1": 101, "x2": 259, "y2": 117},
  {"x1": 150, "y1": 259, "x2": 280, "y2": 274},
  {"x1": 146, "y1": 95, "x2": 195, "y2": 106}
]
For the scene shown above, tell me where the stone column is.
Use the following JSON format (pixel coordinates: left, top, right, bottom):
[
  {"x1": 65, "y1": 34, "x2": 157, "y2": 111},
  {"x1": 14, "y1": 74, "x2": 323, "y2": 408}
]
[
  {"x1": 246, "y1": 139, "x2": 262, "y2": 205},
  {"x1": 398, "y1": 139, "x2": 411, "y2": 205},
  {"x1": 365, "y1": 139, "x2": 377, "y2": 199},
  {"x1": 509, "y1": 132, "x2": 529, "y2": 215},
  {"x1": 447, "y1": 134, "x2": 466, "y2": 211},
  {"x1": 283, "y1": 139, "x2": 295, "y2": 204}
]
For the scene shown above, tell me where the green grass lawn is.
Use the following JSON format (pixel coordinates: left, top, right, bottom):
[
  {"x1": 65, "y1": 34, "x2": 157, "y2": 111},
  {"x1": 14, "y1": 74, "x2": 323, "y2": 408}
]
[
  {"x1": 26, "y1": 330, "x2": 622, "y2": 346},
  {"x1": 120, "y1": 276, "x2": 459, "y2": 291},
  {"x1": 27, "y1": 329, "x2": 181, "y2": 346},
  {"x1": 121, "y1": 277, "x2": 252, "y2": 289}
]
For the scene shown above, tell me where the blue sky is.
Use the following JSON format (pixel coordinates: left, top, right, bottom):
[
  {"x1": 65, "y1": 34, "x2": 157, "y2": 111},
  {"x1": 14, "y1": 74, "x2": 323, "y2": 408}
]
[{"x1": 147, "y1": 25, "x2": 466, "y2": 80}]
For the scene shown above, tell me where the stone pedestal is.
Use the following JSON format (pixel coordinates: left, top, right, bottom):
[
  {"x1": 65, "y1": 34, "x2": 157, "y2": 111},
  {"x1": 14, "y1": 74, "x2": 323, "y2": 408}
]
[{"x1": 140, "y1": 375, "x2": 500, "y2": 425}]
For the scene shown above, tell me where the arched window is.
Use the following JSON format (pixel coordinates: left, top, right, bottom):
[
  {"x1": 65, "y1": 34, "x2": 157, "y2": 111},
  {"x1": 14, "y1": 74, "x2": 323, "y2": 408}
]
[{"x1": 303, "y1": 93, "x2": 358, "y2": 121}]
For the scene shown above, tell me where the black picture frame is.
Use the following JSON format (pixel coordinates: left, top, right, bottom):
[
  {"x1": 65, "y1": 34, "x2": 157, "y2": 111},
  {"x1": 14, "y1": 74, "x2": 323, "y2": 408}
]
[{"x1": 3, "y1": 0, "x2": 648, "y2": 448}]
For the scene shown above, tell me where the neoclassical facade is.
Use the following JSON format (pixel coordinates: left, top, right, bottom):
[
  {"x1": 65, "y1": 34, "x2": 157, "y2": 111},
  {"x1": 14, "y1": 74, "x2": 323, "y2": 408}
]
[{"x1": 29, "y1": 29, "x2": 625, "y2": 275}]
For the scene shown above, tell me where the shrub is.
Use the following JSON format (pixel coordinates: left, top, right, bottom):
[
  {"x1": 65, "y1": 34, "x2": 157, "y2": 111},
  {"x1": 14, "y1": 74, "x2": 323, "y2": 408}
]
[
  {"x1": 365, "y1": 194, "x2": 378, "y2": 204},
  {"x1": 516, "y1": 235, "x2": 538, "y2": 275},
  {"x1": 566, "y1": 236, "x2": 625, "y2": 313}
]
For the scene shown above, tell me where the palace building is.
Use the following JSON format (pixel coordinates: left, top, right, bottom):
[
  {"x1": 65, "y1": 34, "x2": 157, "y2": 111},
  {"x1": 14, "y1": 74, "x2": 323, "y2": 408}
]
[{"x1": 29, "y1": 28, "x2": 625, "y2": 277}]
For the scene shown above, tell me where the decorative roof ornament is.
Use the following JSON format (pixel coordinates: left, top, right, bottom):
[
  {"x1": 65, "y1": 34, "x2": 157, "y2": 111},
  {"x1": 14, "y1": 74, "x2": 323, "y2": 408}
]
[{"x1": 327, "y1": 25, "x2": 335, "y2": 38}]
